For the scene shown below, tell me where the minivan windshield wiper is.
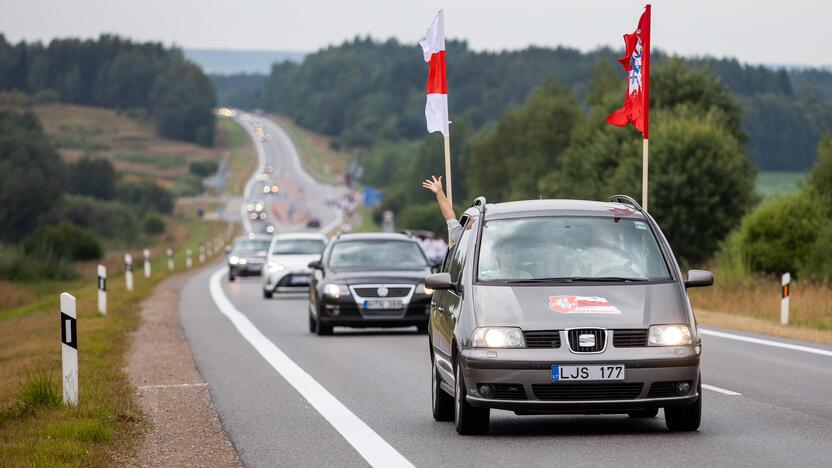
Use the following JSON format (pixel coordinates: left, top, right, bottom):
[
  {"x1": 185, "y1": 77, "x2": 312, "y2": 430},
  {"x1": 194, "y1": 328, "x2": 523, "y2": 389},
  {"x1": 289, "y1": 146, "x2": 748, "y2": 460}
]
[{"x1": 503, "y1": 276, "x2": 648, "y2": 284}]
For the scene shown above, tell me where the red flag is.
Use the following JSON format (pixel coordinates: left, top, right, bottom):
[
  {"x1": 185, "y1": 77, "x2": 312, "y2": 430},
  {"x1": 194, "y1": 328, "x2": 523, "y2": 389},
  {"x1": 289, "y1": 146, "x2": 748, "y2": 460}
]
[
  {"x1": 607, "y1": 5, "x2": 651, "y2": 138},
  {"x1": 420, "y1": 10, "x2": 449, "y2": 136}
]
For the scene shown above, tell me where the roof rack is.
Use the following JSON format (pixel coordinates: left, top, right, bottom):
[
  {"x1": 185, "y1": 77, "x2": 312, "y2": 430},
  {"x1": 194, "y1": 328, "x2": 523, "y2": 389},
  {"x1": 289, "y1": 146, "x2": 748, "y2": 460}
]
[
  {"x1": 608, "y1": 194, "x2": 643, "y2": 211},
  {"x1": 471, "y1": 196, "x2": 487, "y2": 213}
]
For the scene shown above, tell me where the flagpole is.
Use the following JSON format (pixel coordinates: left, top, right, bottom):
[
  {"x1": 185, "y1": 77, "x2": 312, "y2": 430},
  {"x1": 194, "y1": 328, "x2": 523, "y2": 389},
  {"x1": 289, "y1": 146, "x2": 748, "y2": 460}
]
[
  {"x1": 642, "y1": 138, "x2": 648, "y2": 211},
  {"x1": 443, "y1": 135, "x2": 453, "y2": 207}
]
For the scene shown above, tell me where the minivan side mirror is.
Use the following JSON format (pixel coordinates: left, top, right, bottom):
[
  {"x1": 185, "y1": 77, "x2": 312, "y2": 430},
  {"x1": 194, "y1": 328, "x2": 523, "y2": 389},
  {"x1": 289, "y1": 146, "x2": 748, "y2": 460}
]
[
  {"x1": 425, "y1": 272, "x2": 453, "y2": 291},
  {"x1": 308, "y1": 260, "x2": 324, "y2": 270},
  {"x1": 684, "y1": 269, "x2": 714, "y2": 288}
]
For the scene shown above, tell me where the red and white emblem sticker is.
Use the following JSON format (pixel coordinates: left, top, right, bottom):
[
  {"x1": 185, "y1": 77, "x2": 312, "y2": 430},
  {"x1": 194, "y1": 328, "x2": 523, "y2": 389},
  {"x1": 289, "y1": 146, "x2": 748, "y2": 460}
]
[{"x1": 548, "y1": 295, "x2": 622, "y2": 315}]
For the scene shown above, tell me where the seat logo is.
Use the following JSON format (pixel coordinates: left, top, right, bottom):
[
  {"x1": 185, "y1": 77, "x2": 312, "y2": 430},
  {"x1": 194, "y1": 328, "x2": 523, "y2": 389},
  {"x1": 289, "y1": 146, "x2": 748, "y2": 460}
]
[
  {"x1": 578, "y1": 333, "x2": 596, "y2": 347},
  {"x1": 377, "y1": 286, "x2": 389, "y2": 297}
]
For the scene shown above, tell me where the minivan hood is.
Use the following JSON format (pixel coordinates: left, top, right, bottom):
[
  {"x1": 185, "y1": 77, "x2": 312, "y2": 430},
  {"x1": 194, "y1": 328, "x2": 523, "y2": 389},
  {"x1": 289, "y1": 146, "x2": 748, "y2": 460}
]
[
  {"x1": 329, "y1": 269, "x2": 430, "y2": 285},
  {"x1": 472, "y1": 282, "x2": 687, "y2": 330}
]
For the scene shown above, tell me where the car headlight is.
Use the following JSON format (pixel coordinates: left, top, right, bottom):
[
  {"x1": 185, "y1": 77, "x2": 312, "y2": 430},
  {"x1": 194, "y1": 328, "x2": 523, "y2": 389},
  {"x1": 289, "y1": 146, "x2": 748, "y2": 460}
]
[
  {"x1": 648, "y1": 324, "x2": 692, "y2": 346},
  {"x1": 229, "y1": 256, "x2": 239, "y2": 265},
  {"x1": 471, "y1": 327, "x2": 525, "y2": 348},
  {"x1": 416, "y1": 283, "x2": 433, "y2": 295},
  {"x1": 323, "y1": 283, "x2": 348, "y2": 299},
  {"x1": 238, "y1": 258, "x2": 248, "y2": 265},
  {"x1": 268, "y1": 261, "x2": 285, "y2": 273}
]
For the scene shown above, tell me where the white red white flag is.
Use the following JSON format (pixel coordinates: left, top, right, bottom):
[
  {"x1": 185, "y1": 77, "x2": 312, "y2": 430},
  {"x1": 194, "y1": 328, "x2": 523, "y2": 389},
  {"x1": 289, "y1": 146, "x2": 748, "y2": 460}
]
[{"x1": 419, "y1": 9, "x2": 449, "y2": 136}]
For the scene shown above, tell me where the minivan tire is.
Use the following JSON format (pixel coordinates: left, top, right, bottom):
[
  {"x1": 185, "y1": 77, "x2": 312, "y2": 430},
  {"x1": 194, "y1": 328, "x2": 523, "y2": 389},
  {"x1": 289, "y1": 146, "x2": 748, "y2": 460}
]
[
  {"x1": 664, "y1": 379, "x2": 701, "y2": 431},
  {"x1": 432, "y1": 357, "x2": 454, "y2": 421},
  {"x1": 263, "y1": 288, "x2": 273, "y2": 299},
  {"x1": 454, "y1": 363, "x2": 489, "y2": 434}
]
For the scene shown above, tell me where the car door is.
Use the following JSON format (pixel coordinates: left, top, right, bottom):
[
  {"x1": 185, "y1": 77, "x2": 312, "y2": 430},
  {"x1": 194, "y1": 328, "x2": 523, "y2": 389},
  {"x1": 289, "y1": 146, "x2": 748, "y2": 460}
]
[{"x1": 433, "y1": 214, "x2": 475, "y2": 364}]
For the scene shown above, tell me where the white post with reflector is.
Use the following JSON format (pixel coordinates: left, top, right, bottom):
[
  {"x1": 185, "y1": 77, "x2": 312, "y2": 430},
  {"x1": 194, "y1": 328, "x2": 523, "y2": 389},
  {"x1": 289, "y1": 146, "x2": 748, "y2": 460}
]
[
  {"x1": 124, "y1": 254, "x2": 133, "y2": 291},
  {"x1": 199, "y1": 244, "x2": 206, "y2": 263},
  {"x1": 166, "y1": 247, "x2": 174, "y2": 272},
  {"x1": 143, "y1": 248, "x2": 151, "y2": 278},
  {"x1": 97, "y1": 265, "x2": 107, "y2": 315},
  {"x1": 207, "y1": 242, "x2": 214, "y2": 258},
  {"x1": 781, "y1": 272, "x2": 791, "y2": 326},
  {"x1": 60, "y1": 292, "x2": 78, "y2": 406},
  {"x1": 186, "y1": 249, "x2": 192, "y2": 269}
]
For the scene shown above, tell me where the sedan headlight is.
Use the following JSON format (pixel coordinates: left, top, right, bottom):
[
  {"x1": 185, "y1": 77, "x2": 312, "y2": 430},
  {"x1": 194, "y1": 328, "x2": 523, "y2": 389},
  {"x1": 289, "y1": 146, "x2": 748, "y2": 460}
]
[
  {"x1": 471, "y1": 327, "x2": 525, "y2": 348},
  {"x1": 648, "y1": 324, "x2": 692, "y2": 346},
  {"x1": 416, "y1": 283, "x2": 433, "y2": 295},
  {"x1": 323, "y1": 283, "x2": 349, "y2": 299},
  {"x1": 229, "y1": 256, "x2": 240, "y2": 265},
  {"x1": 267, "y1": 261, "x2": 285, "y2": 273},
  {"x1": 238, "y1": 258, "x2": 248, "y2": 265}
]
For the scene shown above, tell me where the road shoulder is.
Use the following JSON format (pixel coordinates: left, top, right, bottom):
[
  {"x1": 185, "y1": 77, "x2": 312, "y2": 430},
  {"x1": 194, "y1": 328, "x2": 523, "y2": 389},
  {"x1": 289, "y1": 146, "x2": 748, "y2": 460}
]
[{"x1": 123, "y1": 269, "x2": 241, "y2": 467}]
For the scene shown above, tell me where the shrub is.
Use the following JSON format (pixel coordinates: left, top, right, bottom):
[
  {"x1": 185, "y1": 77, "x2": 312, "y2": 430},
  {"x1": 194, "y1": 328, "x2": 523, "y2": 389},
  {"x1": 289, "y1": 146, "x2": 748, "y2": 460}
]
[
  {"x1": 0, "y1": 245, "x2": 76, "y2": 281},
  {"x1": 732, "y1": 191, "x2": 824, "y2": 275},
  {"x1": 53, "y1": 195, "x2": 139, "y2": 242},
  {"x1": 67, "y1": 155, "x2": 117, "y2": 200},
  {"x1": 143, "y1": 213, "x2": 166, "y2": 235},
  {"x1": 188, "y1": 159, "x2": 219, "y2": 177},
  {"x1": 116, "y1": 180, "x2": 174, "y2": 214},
  {"x1": 21, "y1": 222, "x2": 102, "y2": 261}
]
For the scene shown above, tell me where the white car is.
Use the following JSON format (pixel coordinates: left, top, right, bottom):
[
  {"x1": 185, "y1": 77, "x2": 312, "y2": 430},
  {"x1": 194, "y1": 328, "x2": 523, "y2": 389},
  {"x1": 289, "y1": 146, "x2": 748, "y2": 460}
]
[{"x1": 262, "y1": 233, "x2": 328, "y2": 298}]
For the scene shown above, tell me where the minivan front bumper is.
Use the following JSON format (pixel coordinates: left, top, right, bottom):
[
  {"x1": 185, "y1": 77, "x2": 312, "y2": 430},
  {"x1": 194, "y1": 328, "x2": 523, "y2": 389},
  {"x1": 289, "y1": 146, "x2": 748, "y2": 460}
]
[{"x1": 459, "y1": 346, "x2": 700, "y2": 413}]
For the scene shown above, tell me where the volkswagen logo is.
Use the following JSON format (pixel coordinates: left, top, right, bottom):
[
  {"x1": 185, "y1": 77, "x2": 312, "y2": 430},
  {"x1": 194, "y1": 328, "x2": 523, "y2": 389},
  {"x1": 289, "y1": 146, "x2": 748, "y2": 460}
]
[{"x1": 377, "y1": 286, "x2": 389, "y2": 297}]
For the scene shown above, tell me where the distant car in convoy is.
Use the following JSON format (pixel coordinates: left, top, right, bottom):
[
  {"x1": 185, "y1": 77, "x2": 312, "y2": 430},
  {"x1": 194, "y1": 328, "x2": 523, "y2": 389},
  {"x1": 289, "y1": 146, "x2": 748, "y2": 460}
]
[
  {"x1": 306, "y1": 218, "x2": 321, "y2": 229},
  {"x1": 427, "y1": 195, "x2": 712, "y2": 434},
  {"x1": 307, "y1": 233, "x2": 434, "y2": 335},
  {"x1": 227, "y1": 235, "x2": 272, "y2": 281},
  {"x1": 262, "y1": 233, "x2": 328, "y2": 298}
]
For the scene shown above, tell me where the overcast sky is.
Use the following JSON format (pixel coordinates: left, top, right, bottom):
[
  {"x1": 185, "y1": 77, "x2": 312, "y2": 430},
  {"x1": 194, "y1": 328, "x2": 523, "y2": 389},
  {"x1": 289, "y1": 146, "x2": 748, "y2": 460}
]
[{"x1": 1, "y1": 0, "x2": 829, "y2": 66}]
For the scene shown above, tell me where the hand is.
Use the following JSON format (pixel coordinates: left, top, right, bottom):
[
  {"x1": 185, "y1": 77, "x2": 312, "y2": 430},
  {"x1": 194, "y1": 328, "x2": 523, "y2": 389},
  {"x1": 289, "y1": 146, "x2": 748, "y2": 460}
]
[{"x1": 421, "y1": 175, "x2": 443, "y2": 194}]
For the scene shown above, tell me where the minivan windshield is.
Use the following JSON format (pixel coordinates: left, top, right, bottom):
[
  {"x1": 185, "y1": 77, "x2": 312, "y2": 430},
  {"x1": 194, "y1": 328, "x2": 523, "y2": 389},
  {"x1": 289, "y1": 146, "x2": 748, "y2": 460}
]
[
  {"x1": 329, "y1": 240, "x2": 428, "y2": 269},
  {"x1": 477, "y1": 217, "x2": 671, "y2": 282},
  {"x1": 272, "y1": 239, "x2": 325, "y2": 255}
]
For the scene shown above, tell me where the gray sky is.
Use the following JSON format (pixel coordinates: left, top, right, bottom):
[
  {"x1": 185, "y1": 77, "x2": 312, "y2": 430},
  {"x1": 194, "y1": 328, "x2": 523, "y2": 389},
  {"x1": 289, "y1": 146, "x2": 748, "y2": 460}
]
[{"x1": 1, "y1": 0, "x2": 829, "y2": 66}]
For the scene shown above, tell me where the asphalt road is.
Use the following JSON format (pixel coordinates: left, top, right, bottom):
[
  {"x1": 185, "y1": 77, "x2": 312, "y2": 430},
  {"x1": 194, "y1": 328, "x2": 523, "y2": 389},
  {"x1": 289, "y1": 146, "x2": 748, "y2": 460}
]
[{"x1": 180, "y1": 114, "x2": 832, "y2": 467}]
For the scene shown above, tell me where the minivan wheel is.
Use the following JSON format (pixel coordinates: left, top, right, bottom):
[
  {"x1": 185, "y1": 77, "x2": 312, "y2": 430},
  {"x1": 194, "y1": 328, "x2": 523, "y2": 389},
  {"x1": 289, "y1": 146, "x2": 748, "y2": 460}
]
[
  {"x1": 431, "y1": 357, "x2": 454, "y2": 421},
  {"x1": 664, "y1": 379, "x2": 702, "y2": 431},
  {"x1": 454, "y1": 363, "x2": 489, "y2": 434},
  {"x1": 628, "y1": 408, "x2": 659, "y2": 418},
  {"x1": 263, "y1": 288, "x2": 273, "y2": 299}
]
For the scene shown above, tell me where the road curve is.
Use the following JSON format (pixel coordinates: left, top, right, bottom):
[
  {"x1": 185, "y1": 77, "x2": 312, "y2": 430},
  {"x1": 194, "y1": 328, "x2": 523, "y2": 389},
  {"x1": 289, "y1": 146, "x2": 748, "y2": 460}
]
[{"x1": 180, "y1": 115, "x2": 832, "y2": 467}]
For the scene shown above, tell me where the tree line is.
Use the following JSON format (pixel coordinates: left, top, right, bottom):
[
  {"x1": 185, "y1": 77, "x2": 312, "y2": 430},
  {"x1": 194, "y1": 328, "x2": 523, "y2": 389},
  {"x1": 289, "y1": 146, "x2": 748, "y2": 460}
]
[
  {"x1": 214, "y1": 37, "x2": 832, "y2": 171},
  {"x1": 0, "y1": 34, "x2": 217, "y2": 146}
]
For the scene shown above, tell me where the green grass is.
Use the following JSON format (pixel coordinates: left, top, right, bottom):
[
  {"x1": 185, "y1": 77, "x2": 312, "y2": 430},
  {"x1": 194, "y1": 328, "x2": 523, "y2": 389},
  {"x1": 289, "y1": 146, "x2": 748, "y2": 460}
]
[
  {"x1": 755, "y1": 171, "x2": 806, "y2": 197},
  {"x1": 353, "y1": 206, "x2": 381, "y2": 233},
  {"x1": 116, "y1": 152, "x2": 185, "y2": 170},
  {"x1": 221, "y1": 118, "x2": 257, "y2": 196}
]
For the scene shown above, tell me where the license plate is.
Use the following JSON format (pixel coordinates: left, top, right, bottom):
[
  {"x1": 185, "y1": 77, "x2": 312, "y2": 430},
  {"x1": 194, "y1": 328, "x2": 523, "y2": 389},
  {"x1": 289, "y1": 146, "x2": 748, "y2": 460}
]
[
  {"x1": 363, "y1": 299, "x2": 403, "y2": 310},
  {"x1": 552, "y1": 364, "x2": 625, "y2": 382},
  {"x1": 289, "y1": 276, "x2": 309, "y2": 285}
]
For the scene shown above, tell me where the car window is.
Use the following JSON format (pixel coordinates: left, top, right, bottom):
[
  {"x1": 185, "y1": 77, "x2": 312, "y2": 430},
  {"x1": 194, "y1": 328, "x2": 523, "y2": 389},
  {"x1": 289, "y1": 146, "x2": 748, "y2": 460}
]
[
  {"x1": 328, "y1": 240, "x2": 428, "y2": 269},
  {"x1": 234, "y1": 239, "x2": 271, "y2": 252},
  {"x1": 272, "y1": 239, "x2": 325, "y2": 255},
  {"x1": 448, "y1": 217, "x2": 475, "y2": 283},
  {"x1": 477, "y1": 216, "x2": 671, "y2": 282}
]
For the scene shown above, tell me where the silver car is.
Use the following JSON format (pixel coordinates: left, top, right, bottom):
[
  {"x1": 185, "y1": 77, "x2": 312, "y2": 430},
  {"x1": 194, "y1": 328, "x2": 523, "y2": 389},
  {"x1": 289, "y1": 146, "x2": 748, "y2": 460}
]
[
  {"x1": 262, "y1": 233, "x2": 327, "y2": 297},
  {"x1": 427, "y1": 195, "x2": 712, "y2": 434}
]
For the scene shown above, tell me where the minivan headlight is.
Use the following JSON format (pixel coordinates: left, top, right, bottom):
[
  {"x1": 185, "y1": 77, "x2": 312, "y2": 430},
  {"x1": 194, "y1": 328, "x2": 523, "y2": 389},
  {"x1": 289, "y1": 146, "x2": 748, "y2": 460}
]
[
  {"x1": 648, "y1": 325, "x2": 692, "y2": 346},
  {"x1": 323, "y1": 283, "x2": 349, "y2": 299},
  {"x1": 471, "y1": 327, "x2": 525, "y2": 348}
]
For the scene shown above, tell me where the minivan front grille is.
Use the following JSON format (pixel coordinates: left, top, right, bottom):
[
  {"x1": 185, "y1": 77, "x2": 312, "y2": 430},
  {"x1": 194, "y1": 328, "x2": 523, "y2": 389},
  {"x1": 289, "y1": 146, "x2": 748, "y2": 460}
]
[
  {"x1": 566, "y1": 328, "x2": 606, "y2": 353},
  {"x1": 613, "y1": 329, "x2": 649, "y2": 347},
  {"x1": 353, "y1": 286, "x2": 412, "y2": 298},
  {"x1": 533, "y1": 383, "x2": 643, "y2": 401},
  {"x1": 523, "y1": 330, "x2": 561, "y2": 348},
  {"x1": 492, "y1": 384, "x2": 527, "y2": 400}
]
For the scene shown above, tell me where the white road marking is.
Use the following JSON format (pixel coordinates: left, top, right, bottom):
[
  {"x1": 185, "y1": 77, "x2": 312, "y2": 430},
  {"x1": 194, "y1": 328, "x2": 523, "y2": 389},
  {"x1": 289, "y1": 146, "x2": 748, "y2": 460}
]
[
  {"x1": 702, "y1": 384, "x2": 742, "y2": 396},
  {"x1": 208, "y1": 267, "x2": 414, "y2": 468},
  {"x1": 700, "y1": 328, "x2": 832, "y2": 358},
  {"x1": 138, "y1": 383, "x2": 208, "y2": 390}
]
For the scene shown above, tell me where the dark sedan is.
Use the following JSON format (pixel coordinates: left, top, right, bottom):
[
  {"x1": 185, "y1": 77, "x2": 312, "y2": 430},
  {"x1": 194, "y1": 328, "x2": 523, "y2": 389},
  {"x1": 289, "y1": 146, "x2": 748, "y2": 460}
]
[
  {"x1": 308, "y1": 233, "x2": 433, "y2": 335},
  {"x1": 227, "y1": 235, "x2": 272, "y2": 281}
]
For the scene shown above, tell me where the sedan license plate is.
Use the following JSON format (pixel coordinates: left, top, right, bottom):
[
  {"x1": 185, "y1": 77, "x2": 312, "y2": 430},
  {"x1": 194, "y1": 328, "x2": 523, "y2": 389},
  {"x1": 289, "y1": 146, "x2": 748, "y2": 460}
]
[
  {"x1": 552, "y1": 364, "x2": 625, "y2": 382},
  {"x1": 289, "y1": 276, "x2": 309, "y2": 285},
  {"x1": 363, "y1": 299, "x2": 403, "y2": 310}
]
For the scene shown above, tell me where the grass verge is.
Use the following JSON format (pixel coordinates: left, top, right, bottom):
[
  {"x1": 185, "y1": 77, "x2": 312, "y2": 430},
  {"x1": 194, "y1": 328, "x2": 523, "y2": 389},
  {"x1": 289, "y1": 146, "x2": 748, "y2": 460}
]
[
  {"x1": 222, "y1": 117, "x2": 257, "y2": 196},
  {"x1": 271, "y1": 115, "x2": 346, "y2": 185}
]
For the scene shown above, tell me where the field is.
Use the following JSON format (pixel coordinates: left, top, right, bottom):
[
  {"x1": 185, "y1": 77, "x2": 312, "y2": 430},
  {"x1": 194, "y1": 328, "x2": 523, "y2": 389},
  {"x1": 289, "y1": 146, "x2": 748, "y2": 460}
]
[{"x1": 755, "y1": 171, "x2": 806, "y2": 197}]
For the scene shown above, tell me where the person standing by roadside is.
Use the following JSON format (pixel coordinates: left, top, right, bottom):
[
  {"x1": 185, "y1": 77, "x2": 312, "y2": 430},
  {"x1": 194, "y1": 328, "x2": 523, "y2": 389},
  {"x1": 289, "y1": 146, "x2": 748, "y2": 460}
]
[{"x1": 422, "y1": 175, "x2": 463, "y2": 246}]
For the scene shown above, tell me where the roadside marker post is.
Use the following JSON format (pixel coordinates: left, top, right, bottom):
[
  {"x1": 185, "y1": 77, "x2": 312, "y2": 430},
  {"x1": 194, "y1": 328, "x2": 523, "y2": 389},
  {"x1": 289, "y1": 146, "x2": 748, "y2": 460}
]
[
  {"x1": 199, "y1": 245, "x2": 206, "y2": 263},
  {"x1": 186, "y1": 249, "x2": 193, "y2": 269},
  {"x1": 60, "y1": 292, "x2": 78, "y2": 406},
  {"x1": 143, "y1": 249, "x2": 151, "y2": 278},
  {"x1": 125, "y1": 254, "x2": 134, "y2": 291},
  {"x1": 781, "y1": 272, "x2": 791, "y2": 326},
  {"x1": 97, "y1": 265, "x2": 107, "y2": 315},
  {"x1": 167, "y1": 247, "x2": 174, "y2": 272},
  {"x1": 207, "y1": 242, "x2": 214, "y2": 258}
]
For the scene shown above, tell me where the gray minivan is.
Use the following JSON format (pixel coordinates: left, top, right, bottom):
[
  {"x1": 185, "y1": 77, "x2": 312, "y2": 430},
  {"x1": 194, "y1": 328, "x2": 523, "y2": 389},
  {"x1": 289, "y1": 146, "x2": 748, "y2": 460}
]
[{"x1": 427, "y1": 195, "x2": 712, "y2": 434}]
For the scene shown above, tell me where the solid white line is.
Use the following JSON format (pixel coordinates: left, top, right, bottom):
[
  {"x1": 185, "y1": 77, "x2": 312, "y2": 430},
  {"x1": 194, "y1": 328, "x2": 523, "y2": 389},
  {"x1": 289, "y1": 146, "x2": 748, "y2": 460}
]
[
  {"x1": 138, "y1": 383, "x2": 208, "y2": 390},
  {"x1": 702, "y1": 384, "x2": 742, "y2": 396},
  {"x1": 700, "y1": 328, "x2": 832, "y2": 358},
  {"x1": 208, "y1": 267, "x2": 414, "y2": 468}
]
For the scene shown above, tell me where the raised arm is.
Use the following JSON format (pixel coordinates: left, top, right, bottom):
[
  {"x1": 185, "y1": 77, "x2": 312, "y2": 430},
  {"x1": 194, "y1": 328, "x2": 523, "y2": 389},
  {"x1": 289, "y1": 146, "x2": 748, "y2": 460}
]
[{"x1": 422, "y1": 175, "x2": 456, "y2": 221}]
